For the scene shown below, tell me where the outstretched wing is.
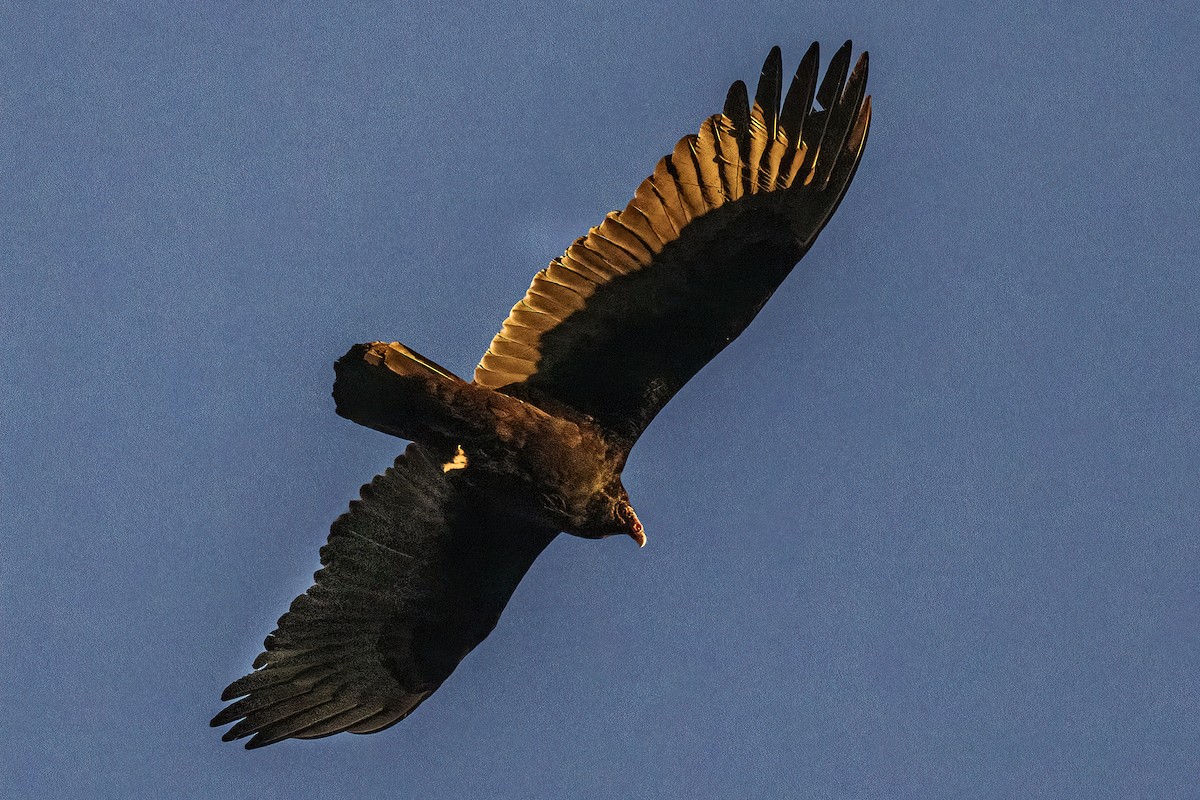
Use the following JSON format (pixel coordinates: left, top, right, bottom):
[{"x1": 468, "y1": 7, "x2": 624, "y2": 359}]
[
  {"x1": 475, "y1": 42, "x2": 871, "y2": 441},
  {"x1": 211, "y1": 444, "x2": 558, "y2": 749}
]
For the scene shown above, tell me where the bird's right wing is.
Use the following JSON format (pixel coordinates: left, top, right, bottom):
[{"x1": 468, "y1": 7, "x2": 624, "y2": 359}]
[
  {"x1": 211, "y1": 443, "x2": 558, "y2": 749},
  {"x1": 474, "y1": 42, "x2": 870, "y2": 443}
]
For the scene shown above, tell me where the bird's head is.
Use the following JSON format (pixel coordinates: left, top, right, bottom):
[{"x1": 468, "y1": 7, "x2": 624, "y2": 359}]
[
  {"x1": 614, "y1": 495, "x2": 646, "y2": 548},
  {"x1": 598, "y1": 484, "x2": 646, "y2": 547},
  {"x1": 569, "y1": 482, "x2": 646, "y2": 547}
]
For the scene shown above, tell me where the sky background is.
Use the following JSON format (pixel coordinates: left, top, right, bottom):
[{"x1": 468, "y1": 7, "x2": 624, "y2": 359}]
[{"x1": 2, "y1": 2, "x2": 1197, "y2": 798}]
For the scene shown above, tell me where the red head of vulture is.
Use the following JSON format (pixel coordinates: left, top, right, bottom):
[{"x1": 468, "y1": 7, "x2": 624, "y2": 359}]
[{"x1": 212, "y1": 41, "x2": 871, "y2": 749}]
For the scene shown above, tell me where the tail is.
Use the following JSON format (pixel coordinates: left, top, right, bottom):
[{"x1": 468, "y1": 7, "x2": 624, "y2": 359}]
[{"x1": 333, "y1": 341, "x2": 472, "y2": 445}]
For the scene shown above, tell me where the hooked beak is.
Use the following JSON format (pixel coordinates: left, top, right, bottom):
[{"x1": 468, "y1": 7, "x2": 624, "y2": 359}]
[{"x1": 625, "y1": 506, "x2": 646, "y2": 548}]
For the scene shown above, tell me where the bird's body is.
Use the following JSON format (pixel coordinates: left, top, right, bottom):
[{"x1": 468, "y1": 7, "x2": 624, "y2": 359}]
[
  {"x1": 333, "y1": 342, "x2": 637, "y2": 539},
  {"x1": 213, "y1": 41, "x2": 872, "y2": 748}
]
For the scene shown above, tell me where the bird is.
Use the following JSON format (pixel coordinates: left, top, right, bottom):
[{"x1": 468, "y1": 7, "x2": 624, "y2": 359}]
[{"x1": 212, "y1": 41, "x2": 871, "y2": 749}]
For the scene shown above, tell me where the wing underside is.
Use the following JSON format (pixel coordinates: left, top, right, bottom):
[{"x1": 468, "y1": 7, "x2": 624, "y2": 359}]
[
  {"x1": 474, "y1": 42, "x2": 871, "y2": 439},
  {"x1": 211, "y1": 444, "x2": 557, "y2": 748}
]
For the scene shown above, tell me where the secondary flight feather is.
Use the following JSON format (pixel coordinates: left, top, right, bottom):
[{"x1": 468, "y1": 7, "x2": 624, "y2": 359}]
[{"x1": 213, "y1": 41, "x2": 871, "y2": 749}]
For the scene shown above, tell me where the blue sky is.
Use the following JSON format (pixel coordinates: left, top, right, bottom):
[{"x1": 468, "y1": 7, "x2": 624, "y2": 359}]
[{"x1": 2, "y1": 2, "x2": 1197, "y2": 798}]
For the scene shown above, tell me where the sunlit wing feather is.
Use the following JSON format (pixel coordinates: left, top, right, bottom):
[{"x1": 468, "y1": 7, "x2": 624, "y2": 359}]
[
  {"x1": 211, "y1": 444, "x2": 557, "y2": 749},
  {"x1": 475, "y1": 42, "x2": 871, "y2": 442}
]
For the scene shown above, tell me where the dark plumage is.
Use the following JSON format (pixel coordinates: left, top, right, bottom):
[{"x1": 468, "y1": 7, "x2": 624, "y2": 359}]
[{"x1": 213, "y1": 41, "x2": 872, "y2": 748}]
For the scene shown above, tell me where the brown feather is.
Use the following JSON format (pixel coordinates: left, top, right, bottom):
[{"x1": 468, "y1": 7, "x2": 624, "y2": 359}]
[
  {"x1": 692, "y1": 121, "x2": 727, "y2": 206},
  {"x1": 597, "y1": 213, "x2": 656, "y2": 261},
  {"x1": 668, "y1": 136, "x2": 708, "y2": 215},
  {"x1": 645, "y1": 159, "x2": 689, "y2": 234},
  {"x1": 617, "y1": 204, "x2": 668, "y2": 252}
]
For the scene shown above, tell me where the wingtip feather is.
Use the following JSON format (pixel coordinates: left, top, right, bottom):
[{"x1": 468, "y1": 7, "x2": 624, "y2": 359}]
[
  {"x1": 816, "y1": 40, "x2": 852, "y2": 112},
  {"x1": 722, "y1": 79, "x2": 750, "y2": 125},
  {"x1": 778, "y1": 43, "x2": 820, "y2": 160}
]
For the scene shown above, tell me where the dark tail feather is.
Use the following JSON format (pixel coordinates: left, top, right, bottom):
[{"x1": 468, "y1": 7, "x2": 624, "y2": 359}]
[{"x1": 333, "y1": 341, "x2": 469, "y2": 445}]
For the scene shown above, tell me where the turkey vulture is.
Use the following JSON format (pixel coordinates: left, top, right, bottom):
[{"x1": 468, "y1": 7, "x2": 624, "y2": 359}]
[{"x1": 212, "y1": 41, "x2": 871, "y2": 748}]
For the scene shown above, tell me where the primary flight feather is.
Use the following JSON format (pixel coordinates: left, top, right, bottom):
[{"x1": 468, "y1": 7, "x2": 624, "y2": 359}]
[{"x1": 213, "y1": 41, "x2": 871, "y2": 749}]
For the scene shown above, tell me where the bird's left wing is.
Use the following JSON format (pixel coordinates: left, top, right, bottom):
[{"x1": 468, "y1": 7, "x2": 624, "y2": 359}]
[
  {"x1": 474, "y1": 42, "x2": 870, "y2": 442},
  {"x1": 211, "y1": 443, "x2": 558, "y2": 749}
]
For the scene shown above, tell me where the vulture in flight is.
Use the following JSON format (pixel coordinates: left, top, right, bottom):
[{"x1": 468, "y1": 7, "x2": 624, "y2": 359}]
[{"x1": 213, "y1": 41, "x2": 871, "y2": 748}]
